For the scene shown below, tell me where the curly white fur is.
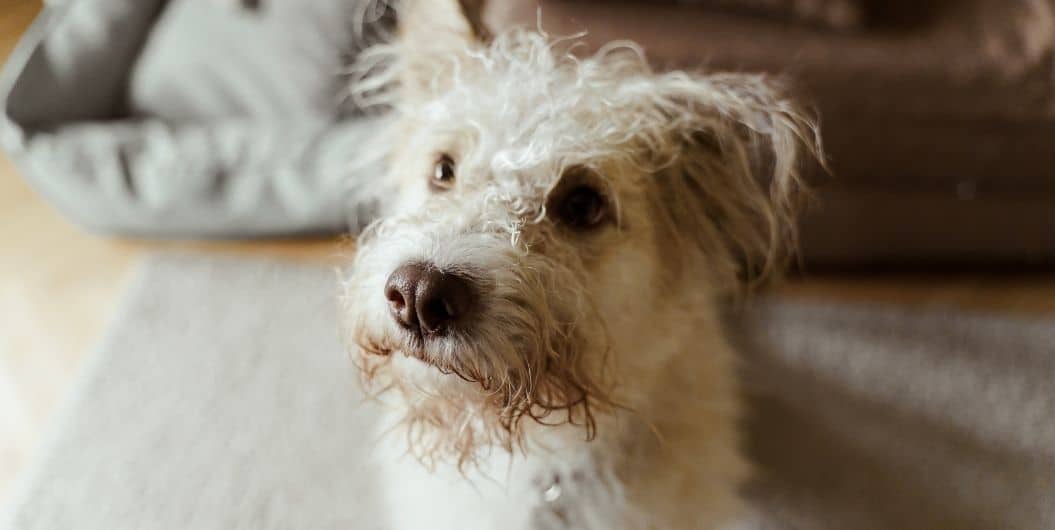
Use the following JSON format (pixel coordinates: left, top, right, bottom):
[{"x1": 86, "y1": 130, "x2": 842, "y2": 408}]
[{"x1": 339, "y1": 2, "x2": 822, "y2": 529}]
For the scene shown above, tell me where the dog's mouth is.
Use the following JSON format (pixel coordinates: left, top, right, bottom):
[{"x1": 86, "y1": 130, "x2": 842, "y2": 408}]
[
  {"x1": 392, "y1": 333, "x2": 435, "y2": 366},
  {"x1": 351, "y1": 311, "x2": 613, "y2": 446},
  {"x1": 356, "y1": 328, "x2": 449, "y2": 369},
  {"x1": 356, "y1": 325, "x2": 517, "y2": 391}
]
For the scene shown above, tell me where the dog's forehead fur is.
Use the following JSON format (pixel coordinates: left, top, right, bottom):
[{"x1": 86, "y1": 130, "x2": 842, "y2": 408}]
[
  {"x1": 419, "y1": 36, "x2": 655, "y2": 171},
  {"x1": 387, "y1": 35, "x2": 666, "y2": 224},
  {"x1": 384, "y1": 31, "x2": 723, "y2": 192}
]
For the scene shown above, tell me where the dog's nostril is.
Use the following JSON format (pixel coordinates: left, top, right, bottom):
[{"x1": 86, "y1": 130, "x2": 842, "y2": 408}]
[
  {"x1": 384, "y1": 263, "x2": 426, "y2": 331},
  {"x1": 384, "y1": 284, "x2": 406, "y2": 311},
  {"x1": 422, "y1": 297, "x2": 452, "y2": 322},
  {"x1": 416, "y1": 271, "x2": 476, "y2": 335}
]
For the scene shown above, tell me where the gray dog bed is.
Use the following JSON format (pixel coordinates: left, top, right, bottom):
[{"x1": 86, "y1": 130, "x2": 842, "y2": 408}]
[
  {"x1": 0, "y1": 0, "x2": 389, "y2": 237},
  {"x1": 2, "y1": 253, "x2": 1052, "y2": 529}
]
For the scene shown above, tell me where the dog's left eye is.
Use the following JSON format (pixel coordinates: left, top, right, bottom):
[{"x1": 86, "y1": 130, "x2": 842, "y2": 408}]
[
  {"x1": 430, "y1": 154, "x2": 456, "y2": 191},
  {"x1": 554, "y1": 185, "x2": 609, "y2": 231}
]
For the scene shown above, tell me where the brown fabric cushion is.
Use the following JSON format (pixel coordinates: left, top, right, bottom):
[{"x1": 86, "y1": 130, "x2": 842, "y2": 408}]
[{"x1": 677, "y1": 0, "x2": 865, "y2": 29}]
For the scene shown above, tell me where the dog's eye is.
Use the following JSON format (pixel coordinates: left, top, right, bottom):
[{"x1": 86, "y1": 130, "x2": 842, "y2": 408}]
[
  {"x1": 430, "y1": 154, "x2": 456, "y2": 191},
  {"x1": 555, "y1": 185, "x2": 609, "y2": 230}
]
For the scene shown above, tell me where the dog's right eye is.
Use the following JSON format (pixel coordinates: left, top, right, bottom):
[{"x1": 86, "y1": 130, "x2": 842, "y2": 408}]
[
  {"x1": 553, "y1": 185, "x2": 610, "y2": 231},
  {"x1": 430, "y1": 154, "x2": 456, "y2": 191}
]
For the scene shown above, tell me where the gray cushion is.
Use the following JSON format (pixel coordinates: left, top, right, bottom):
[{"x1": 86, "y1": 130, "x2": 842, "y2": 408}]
[
  {"x1": 128, "y1": 0, "x2": 363, "y2": 121},
  {"x1": 0, "y1": 0, "x2": 389, "y2": 237}
]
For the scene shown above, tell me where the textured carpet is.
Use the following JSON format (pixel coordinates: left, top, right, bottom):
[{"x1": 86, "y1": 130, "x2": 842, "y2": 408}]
[
  {"x1": 2, "y1": 254, "x2": 1053, "y2": 530},
  {"x1": 735, "y1": 298, "x2": 1055, "y2": 530}
]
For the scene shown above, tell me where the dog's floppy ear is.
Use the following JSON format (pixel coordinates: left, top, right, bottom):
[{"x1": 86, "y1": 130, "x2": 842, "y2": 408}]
[
  {"x1": 649, "y1": 73, "x2": 823, "y2": 287},
  {"x1": 398, "y1": 0, "x2": 490, "y2": 100}
]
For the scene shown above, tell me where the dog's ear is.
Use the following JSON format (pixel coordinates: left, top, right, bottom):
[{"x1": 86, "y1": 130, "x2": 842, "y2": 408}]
[
  {"x1": 398, "y1": 0, "x2": 490, "y2": 100},
  {"x1": 648, "y1": 73, "x2": 823, "y2": 287}
]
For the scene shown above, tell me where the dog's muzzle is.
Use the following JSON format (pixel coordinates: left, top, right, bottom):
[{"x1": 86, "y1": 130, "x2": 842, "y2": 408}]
[{"x1": 384, "y1": 262, "x2": 478, "y2": 339}]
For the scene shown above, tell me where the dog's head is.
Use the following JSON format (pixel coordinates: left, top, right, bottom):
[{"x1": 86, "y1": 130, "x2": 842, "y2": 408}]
[{"x1": 340, "y1": 0, "x2": 820, "y2": 467}]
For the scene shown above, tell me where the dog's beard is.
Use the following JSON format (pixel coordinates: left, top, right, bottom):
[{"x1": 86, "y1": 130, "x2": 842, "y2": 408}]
[{"x1": 341, "y1": 239, "x2": 615, "y2": 470}]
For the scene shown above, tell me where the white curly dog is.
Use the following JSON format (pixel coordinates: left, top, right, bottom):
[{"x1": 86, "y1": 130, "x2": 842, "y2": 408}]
[{"x1": 340, "y1": 1, "x2": 820, "y2": 528}]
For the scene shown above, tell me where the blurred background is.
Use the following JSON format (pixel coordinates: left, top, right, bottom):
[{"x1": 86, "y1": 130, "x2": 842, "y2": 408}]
[{"x1": 1, "y1": 0, "x2": 1054, "y2": 514}]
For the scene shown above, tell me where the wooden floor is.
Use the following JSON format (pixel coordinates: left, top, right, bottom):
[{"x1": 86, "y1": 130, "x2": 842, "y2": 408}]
[{"x1": 1, "y1": 0, "x2": 1053, "y2": 508}]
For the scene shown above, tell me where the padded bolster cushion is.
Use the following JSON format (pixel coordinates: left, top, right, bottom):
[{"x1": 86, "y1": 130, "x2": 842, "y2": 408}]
[
  {"x1": 0, "y1": 0, "x2": 387, "y2": 238},
  {"x1": 128, "y1": 0, "x2": 362, "y2": 122},
  {"x1": 674, "y1": 0, "x2": 865, "y2": 29}
]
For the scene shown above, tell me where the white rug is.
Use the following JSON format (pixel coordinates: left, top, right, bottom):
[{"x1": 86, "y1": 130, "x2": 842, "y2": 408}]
[
  {"x1": 3, "y1": 253, "x2": 1053, "y2": 530},
  {"x1": 2, "y1": 254, "x2": 383, "y2": 530}
]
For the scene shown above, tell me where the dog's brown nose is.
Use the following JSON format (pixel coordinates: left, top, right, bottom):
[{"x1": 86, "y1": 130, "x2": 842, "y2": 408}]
[{"x1": 384, "y1": 262, "x2": 476, "y2": 336}]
